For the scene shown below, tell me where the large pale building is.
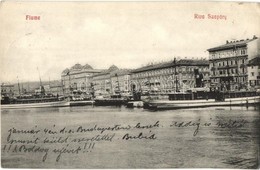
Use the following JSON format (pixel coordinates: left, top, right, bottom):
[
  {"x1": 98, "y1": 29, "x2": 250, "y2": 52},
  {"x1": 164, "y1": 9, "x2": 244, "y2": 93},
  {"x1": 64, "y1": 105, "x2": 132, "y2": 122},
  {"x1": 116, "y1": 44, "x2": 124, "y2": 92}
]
[
  {"x1": 110, "y1": 69, "x2": 132, "y2": 95},
  {"x1": 91, "y1": 65, "x2": 119, "y2": 96},
  {"x1": 91, "y1": 65, "x2": 131, "y2": 96},
  {"x1": 130, "y1": 59, "x2": 210, "y2": 94},
  {"x1": 61, "y1": 64, "x2": 101, "y2": 96},
  {"x1": 207, "y1": 36, "x2": 260, "y2": 91}
]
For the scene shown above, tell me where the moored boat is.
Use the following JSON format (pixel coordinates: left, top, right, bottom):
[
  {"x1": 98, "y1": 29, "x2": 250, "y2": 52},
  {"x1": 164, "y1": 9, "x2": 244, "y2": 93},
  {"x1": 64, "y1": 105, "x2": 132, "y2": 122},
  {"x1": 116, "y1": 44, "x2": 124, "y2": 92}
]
[
  {"x1": 126, "y1": 101, "x2": 144, "y2": 108},
  {"x1": 69, "y1": 100, "x2": 95, "y2": 106},
  {"x1": 146, "y1": 95, "x2": 260, "y2": 110},
  {"x1": 1, "y1": 99, "x2": 70, "y2": 109},
  {"x1": 94, "y1": 94, "x2": 129, "y2": 106},
  {"x1": 68, "y1": 90, "x2": 95, "y2": 106},
  {"x1": 1, "y1": 87, "x2": 70, "y2": 109}
]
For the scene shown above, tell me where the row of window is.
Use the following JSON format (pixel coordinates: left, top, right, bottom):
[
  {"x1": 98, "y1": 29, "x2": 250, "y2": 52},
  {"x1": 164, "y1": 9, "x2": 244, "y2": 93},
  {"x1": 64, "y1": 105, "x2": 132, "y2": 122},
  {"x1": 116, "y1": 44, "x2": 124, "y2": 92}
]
[
  {"x1": 211, "y1": 59, "x2": 246, "y2": 67},
  {"x1": 132, "y1": 67, "x2": 208, "y2": 79},
  {"x1": 249, "y1": 80, "x2": 260, "y2": 86},
  {"x1": 209, "y1": 49, "x2": 247, "y2": 59},
  {"x1": 211, "y1": 68, "x2": 247, "y2": 75},
  {"x1": 249, "y1": 71, "x2": 260, "y2": 77},
  {"x1": 211, "y1": 77, "x2": 247, "y2": 83}
]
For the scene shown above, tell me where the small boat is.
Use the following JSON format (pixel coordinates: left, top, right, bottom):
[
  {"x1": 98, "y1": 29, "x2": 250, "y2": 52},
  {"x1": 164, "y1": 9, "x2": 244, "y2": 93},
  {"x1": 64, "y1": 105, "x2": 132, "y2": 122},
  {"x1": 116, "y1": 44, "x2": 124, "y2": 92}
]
[
  {"x1": 126, "y1": 101, "x2": 144, "y2": 108},
  {"x1": 68, "y1": 91, "x2": 95, "y2": 106},
  {"x1": 69, "y1": 100, "x2": 95, "y2": 106},
  {"x1": 94, "y1": 94, "x2": 129, "y2": 106}
]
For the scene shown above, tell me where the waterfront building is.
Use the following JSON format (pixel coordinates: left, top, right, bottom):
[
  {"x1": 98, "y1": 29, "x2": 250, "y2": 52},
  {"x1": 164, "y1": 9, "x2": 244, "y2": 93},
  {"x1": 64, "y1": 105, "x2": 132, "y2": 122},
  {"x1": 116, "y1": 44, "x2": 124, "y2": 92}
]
[
  {"x1": 247, "y1": 56, "x2": 260, "y2": 89},
  {"x1": 130, "y1": 59, "x2": 210, "y2": 94},
  {"x1": 49, "y1": 81, "x2": 64, "y2": 96},
  {"x1": 1, "y1": 83, "x2": 15, "y2": 97},
  {"x1": 207, "y1": 36, "x2": 260, "y2": 91},
  {"x1": 91, "y1": 65, "x2": 121, "y2": 96},
  {"x1": 61, "y1": 64, "x2": 102, "y2": 96},
  {"x1": 110, "y1": 69, "x2": 132, "y2": 95}
]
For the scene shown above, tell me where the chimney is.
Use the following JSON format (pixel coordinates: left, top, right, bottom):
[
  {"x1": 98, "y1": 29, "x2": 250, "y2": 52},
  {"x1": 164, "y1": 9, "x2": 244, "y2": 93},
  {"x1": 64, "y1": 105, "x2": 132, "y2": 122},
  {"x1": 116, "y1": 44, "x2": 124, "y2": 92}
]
[
  {"x1": 226, "y1": 40, "x2": 229, "y2": 44},
  {"x1": 253, "y1": 35, "x2": 257, "y2": 39}
]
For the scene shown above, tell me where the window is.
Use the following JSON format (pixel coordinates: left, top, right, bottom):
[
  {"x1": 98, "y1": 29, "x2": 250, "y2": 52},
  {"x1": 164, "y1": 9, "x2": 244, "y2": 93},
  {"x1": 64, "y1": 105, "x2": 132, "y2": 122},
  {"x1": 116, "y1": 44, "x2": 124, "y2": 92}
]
[
  {"x1": 251, "y1": 72, "x2": 255, "y2": 76},
  {"x1": 241, "y1": 49, "x2": 246, "y2": 55}
]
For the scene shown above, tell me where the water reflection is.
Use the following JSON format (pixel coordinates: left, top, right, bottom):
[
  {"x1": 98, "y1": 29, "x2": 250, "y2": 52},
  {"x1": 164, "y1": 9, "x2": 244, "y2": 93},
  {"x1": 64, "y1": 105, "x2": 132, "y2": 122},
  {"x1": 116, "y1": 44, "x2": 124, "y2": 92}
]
[{"x1": 1, "y1": 106, "x2": 259, "y2": 168}]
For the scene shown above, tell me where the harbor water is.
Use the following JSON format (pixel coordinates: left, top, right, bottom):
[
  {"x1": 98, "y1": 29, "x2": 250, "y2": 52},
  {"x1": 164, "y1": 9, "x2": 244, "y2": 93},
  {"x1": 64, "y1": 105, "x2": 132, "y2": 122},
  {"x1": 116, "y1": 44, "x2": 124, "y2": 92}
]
[{"x1": 1, "y1": 105, "x2": 259, "y2": 168}]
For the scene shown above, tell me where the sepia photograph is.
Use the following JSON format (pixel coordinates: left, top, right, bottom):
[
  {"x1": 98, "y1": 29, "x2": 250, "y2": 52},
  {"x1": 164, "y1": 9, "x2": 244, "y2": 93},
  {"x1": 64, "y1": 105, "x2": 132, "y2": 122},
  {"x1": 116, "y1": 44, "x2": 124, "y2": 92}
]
[{"x1": 0, "y1": 1, "x2": 260, "y2": 169}]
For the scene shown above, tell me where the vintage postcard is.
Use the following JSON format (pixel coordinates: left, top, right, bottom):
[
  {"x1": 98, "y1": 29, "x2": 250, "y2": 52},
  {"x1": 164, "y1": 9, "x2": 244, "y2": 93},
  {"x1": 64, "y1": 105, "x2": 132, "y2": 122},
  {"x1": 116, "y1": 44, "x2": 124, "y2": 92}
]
[{"x1": 0, "y1": 1, "x2": 260, "y2": 169}]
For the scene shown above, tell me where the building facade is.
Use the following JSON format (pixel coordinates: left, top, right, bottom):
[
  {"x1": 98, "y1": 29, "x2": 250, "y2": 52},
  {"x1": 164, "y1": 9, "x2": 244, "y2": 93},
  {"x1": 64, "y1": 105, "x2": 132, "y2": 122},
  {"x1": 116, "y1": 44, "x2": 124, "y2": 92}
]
[
  {"x1": 207, "y1": 36, "x2": 260, "y2": 91},
  {"x1": 110, "y1": 69, "x2": 131, "y2": 95},
  {"x1": 91, "y1": 65, "x2": 119, "y2": 96},
  {"x1": 130, "y1": 59, "x2": 210, "y2": 94},
  {"x1": 91, "y1": 65, "x2": 131, "y2": 96},
  {"x1": 1, "y1": 83, "x2": 15, "y2": 97},
  {"x1": 247, "y1": 57, "x2": 260, "y2": 89},
  {"x1": 61, "y1": 64, "x2": 102, "y2": 96}
]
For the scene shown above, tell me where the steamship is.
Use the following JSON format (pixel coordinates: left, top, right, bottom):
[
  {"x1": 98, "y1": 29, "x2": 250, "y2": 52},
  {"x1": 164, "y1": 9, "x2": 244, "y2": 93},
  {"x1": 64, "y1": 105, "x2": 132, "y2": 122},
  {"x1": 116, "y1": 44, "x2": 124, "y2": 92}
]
[
  {"x1": 1, "y1": 86, "x2": 69, "y2": 110},
  {"x1": 144, "y1": 69, "x2": 260, "y2": 110}
]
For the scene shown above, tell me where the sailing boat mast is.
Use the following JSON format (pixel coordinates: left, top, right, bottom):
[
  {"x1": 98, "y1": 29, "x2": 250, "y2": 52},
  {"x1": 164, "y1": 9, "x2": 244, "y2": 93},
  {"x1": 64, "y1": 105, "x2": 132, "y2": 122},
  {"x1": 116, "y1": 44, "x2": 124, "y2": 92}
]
[
  {"x1": 17, "y1": 76, "x2": 21, "y2": 96},
  {"x1": 115, "y1": 73, "x2": 120, "y2": 95},
  {"x1": 49, "y1": 76, "x2": 51, "y2": 94},
  {"x1": 174, "y1": 58, "x2": 178, "y2": 92},
  {"x1": 37, "y1": 67, "x2": 44, "y2": 95},
  {"x1": 27, "y1": 81, "x2": 30, "y2": 94},
  {"x1": 37, "y1": 67, "x2": 42, "y2": 87}
]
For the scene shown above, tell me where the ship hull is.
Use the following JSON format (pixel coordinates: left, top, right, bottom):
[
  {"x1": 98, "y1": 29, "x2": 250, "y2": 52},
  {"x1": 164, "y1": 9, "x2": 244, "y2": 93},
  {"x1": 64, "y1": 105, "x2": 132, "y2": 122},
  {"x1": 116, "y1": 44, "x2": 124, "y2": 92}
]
[
  {"x1": 146, "y1": 96, "x2": 260, "y2": 110},
  {"x1": 69, "y1": 100, "x2": 95, "y2": 106},
  {"x1": 1, "y1": 100, "x2": 70, "y2": 109},
  {"x1": 94, "y1": 99, "x2": 128, "y2": 106}
]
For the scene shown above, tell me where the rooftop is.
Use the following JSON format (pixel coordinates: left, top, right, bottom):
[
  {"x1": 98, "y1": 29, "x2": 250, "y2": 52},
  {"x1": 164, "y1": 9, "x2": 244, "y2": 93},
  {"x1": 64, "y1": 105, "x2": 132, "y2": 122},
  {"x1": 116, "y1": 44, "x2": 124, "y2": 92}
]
[
  {"x1": 207, "y1": 36, "x2": 258, "y2": 52},
  {"x1": 131, "y1": 59, "x2": 209, "y2": 73},
  {"x1": 92, "y1": 65, "x2": 120, "y2": 77},
  {"x1": 110, "y1": 69, "x2": 132, "y2": 76},
  {"x1": 248, "y1": 56, "x2": 260, "y2": 66},
  {"x1": 61, "y1": 63, "x2": 100, "y2": 75}
]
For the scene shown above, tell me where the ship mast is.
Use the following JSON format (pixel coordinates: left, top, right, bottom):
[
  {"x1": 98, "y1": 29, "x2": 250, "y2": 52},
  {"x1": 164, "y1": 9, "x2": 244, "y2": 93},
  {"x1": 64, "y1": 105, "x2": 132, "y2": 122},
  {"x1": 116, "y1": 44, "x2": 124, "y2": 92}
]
[
  {"x1": 37, "y1": 67, "x2": 42, "y2": 87},
  {"x1": 17, "y1": 76, "x2": 21, "y2": 96},
  {"x1": 49, "y1": 76, "x2": 51, "y2": 94},
  {"x1": 27, "y1": 81, "x2": 30, "y2": 94},
  {"x1": 174, "y1": 58, "x2": 178, "y2": 92},
  {"x1": 115, "y1": 73, "x2": 121, "y2": 95},
  {"x1": 37, "y1": 67, "x2": 44, "y2": 95}
]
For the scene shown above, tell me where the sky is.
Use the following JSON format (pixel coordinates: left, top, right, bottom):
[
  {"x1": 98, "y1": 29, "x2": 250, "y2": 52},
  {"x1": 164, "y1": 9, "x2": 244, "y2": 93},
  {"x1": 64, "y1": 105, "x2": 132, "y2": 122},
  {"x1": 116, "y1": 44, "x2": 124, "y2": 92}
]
[{"x1": 0, "y1": 2, "x2": 260, "y2": 83}]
